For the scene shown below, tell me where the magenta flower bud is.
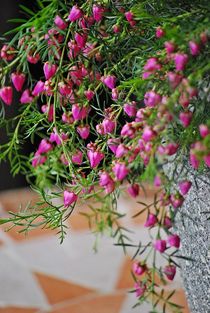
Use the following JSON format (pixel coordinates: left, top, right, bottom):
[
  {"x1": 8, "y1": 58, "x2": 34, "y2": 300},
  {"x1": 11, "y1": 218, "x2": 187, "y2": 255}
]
[
  {"x1": 107, "y1": 138, "x2": 120, "y2": 154},
  {"x1": 124, "y1": 102, "x2": 137, "y2": 117},
  {"x1": 121, "y1": 123, "x2": 135, "y2": 138},
  {"x1": 138, "y1": 139, "x2": 145, "y2": 151},
  {"x1": 72, "y1": 150, "x2": 83, "y2": 165},
  {"x1": 104, "y1": 181, "x2": 115, "y2": 194},
  {"x1": 189, "y1": 41, "x2": 200, "y2": 56},
  {"x1": 170, "y1": 193, "x2": 184, "y2": 209},
  {"x1": 154, "y1": 239, "x2": 167, "y2": 253},
  {"x1": 1, "y1": 45, "x2": 15, "y2": 61},
  {"x1": 54, "y1": 15, "x2": 67, "y2": 30},
  {"x1": 115, "y1": 144, "x2": 128, "y2": 158},
  {"x1": 101, "y1": 75, "x2": 116, "y2": 89},
  {"x1": 20, "y1": 89, "x2": 33, "y2": 104},
  {"x1": 102, "y1": 118, "x2": 116, "y2": 134},
  {"x1": 0, "y1": 86, "x2": 13, "y2": 105},
  {"x1": 60, "y1": 154, "x2": 69, "y2": 166},
  {"x1": 62, "y1": 113, "x2": 73, "y2": 124},
  {"x1": 93, "y1": 4, "x2": 104, "y2": 22},
  {"x1": 68, "y1": 5, "x2": 83, "y2": 22},
  {"x1": 154, "y1": 175, "x2": 161, "y2": 187},
  {"x1": 190, "y1": 152, "x2": 200, "y2": 169},
  {"x1": 75, "y1": 32, "x2": 87, "y2": 48},
  {"x1": 11, "y1": 73, "x2": 25, "y2": 92},
  {"x1": 134, "y1": 282, "x2": 146, "y2": 298},
  {"x1": 64, "y1": 190, "x2": 78, "y2": 207},
  {"x1": 142, "y1": 127, "x2": 155, "y2": 142},
  {"x1": 58, "y1": 82, "x2": 72, "y2": 97},
  {"x1": 87, "y1": 150, "x2": 104, "y2": 168},
  {"x1": 32, "y1": 152, "x2": 47, "y2": 167},
  {"x1": 41, "y1": 104, "x2": 54, "y2": 122},
  {"x1": 84, "y1": 90, "x2": 95, "y2": 101},
  {"x1": 32, "y1": 80, "x2": 45, "y2": 96},
  {"x1": 125, "y1": 11, "x2": 134, "y2": 22},
  {"x1": 167, "y1": 72, "x2": 183, "y2": 89},
  {"x1": 99, "y1": 172, "x2": 113, "y2": 189},
  {"x1": 43, "y1": 62, "x2": 57, "y2": 80},
  {"x1": 111, "y1": 88, "x2": 119, "y2": 101},
  {"x1": 179, "y1": 180, "x2": 192, "y2": 195},
  {"x1": 50, "y1": 130, "x2": 68, "y2": 146},
  {"x1": 156, "y1": 26, "x2": 165, "y2": 38},
  {"x1": 164, "y1": 265, "x2": 176, "y2": 281},
  {"x1": 204, "y1": 154, "x2": 210, "y2": 167},
  {"x1": 142, "y1": 71, "x2": 152, "y2": 79},
  {"x1": 113, "y1": 24, "x2": 121, "y2": 33},
  {"x1": 179, "y1": 111, "x2": 193, "y2": 128},
  {"x1": 165, "y1": 143, "x2": 179, "y2": 156},
  {"x1": 37, "y1": 139, "x2": 52, "y2": 154},
  {"x1": 164, "y1": 41, "x2": 175, "y2": 54},
  {"x1": 127, "y1": 184, "x2": 139, "y2": 198},
  {"x1": 168, "y1": 234, "x2": 180, "y2": 248},
  {"x1": 144, "y1": 90, "x2": 161, "y2": 107},
  {"x1": 163, "y1": 216, "x2": 172, "y2": 229},
  {"x1": 174, "y1": 53, "x2": 188, "y2": 71},
  {"x1": 72, "y1": 104, "x2": 89, "y2": 121},
  {"x1": 144, "y1": 57, "x2": 161, "y2": 72},
  {"x1": 27, "y1": 53, "x2": 40, "y2": 64},
  {"x1": 77, "y1": 125, "x2": 90, "y2": 139},
  {"x1": 133, "y1": 262, "x2": 146, "y2": 276},
  {"x1": 113, "y1": 162, "x2": 129, "y2": 181},
  {"x1": 199, "y1": 124, "x2": 210, "y2": 138},
  {"x1": 144, "y1": 213, "x2": 158, "y2": 227}
]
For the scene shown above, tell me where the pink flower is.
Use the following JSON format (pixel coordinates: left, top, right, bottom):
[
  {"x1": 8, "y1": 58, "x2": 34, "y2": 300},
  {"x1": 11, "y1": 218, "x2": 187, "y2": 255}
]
[
  {"x1": 1, "y1": 45, "x2": 15, "y2": 61},
  {"x1": 164, "y1": 265, "x2": 176, "y2": 281},
  {"x1": 179, "y1": 180, "x2": 192, "y2": 195},
  {"x1": 154, "y1": 239, "x2": 167, "y2": 253},
  {"x1": 144, "y1": 213, "x2": 158, "y2": 227},
  {"x1": 54, "y1": 15, "x2": 67, "y2": 30},
  {"x1": 179, "y1": 111, "x2": 193, "y2": 128},
  {"x1": 144, "y1": 91, "x2": 161, "y2": 107},
  {"x1": 168, "y1": 234, "x2": 180, "y2": 248},
  {"x1": 115, "y1": 144, "x2": 128, "y2": 158},
  {"x1": 20, "y1": 89, "x2": 33, "y2": 104},
  {"x1": 134, "y1": 282, "x2": 146, "y2": 298},
  {"x1": 87, "y1": 150, "x2": 104, "y2": 168},
  {"x1": 101, "y1": 75, "x2": 116, "y2": 89},
  {"x1": 164, "y1": 216, "x2": 172, "y2": 229},
  {"x1": 156, "y1": 26, "x2": 165, "y2": 38},
  {"x1": 127, "y1": 184, "x2": 139, "y2": 198},
  {"x1": 164, "y1": 41, "x2": 175, "y2": 54},
  {"x1": 32, "y1": 152, "x2": 47, "y2": 167},
  {"x1": 154, "y1": 175, "x2": 161, "y2": 187},
  {"x1": 68, "y1": 5, "x2": 83, "y2": 22},
  {"x1": 142, "y1": 127, "x2": 155, "y2": 142},
  {"x1": 170, "y1": 193, "x2": 184, "y2": 209},
  {"x1": 99, "y1": 172, "x2": 112, "y2": 187},
  {"x1": 62, "y1": 113, "x2": 74, "y2": 124},
  {"x1": 41, "y1": 104, "x2": 54, "y2": 122},
  {"x1": 125, "y1": 11, "x2": 134, "y2": 22},
  {"x1": 107, "y1": 138, "x2": 120, "y2": 154},
  {"x1": 190, "y1": 152, "x2": 200, "y2": 169},
  {"x1": 77, "y1": 125, "x2": 90, "y2": 139},
  {"x1": 93, "y1": 4, "x2": 105, "y2": 22},
  {"x1": 84, "y1": 90, "x2": 95, "y2": 101},
  {"x1": 37, "y1": 139, "x2": 52, "y2": 154},
  {"x1": 133, "y1": 262, "x2": 146, "y2": 276},
  {"x1": 167, "y1": 72, "x2": 183, "y2": 89},
  {"x1": 0, "y1": 86, "x2": 13, "y2": 105},
  {"x1": 189, "y1": 41, "x2": 200, "y2": 56},
  {"x1": 165, "y1": 143, "x2": 179, "y2": 156},
  {"x1": 11, "y1": 73, "x2": 25, "y2": 92},
  {"x1": 174, "y1": 53, "x2": 188, "y2": 71},
  {"x1": 113, "y1": 162, "x2": 129, "y2": 181},
  {"x1": 32, "y1": 81, "x2": 45, "y2": 96},
  {"x1": 102, "y1": 118, "x2": 116, "y2": 134},
  {"x1": 144, "y1": 57, "x2": 161, "y2": 72},
  {"x1": 124, "y1": 102, "x2": 137, "y2": 117},
  {"x1": 72, "y1": 150, "x2": 83, "y2": 165},
  {"x1": 75, "y1": 32, "x2": 87, "y2": 48},
  {"x1": 43, "y1": 62, "x2": 57, "y2": 80},
  {"x1": 199, "y1": 124, "x2": 210, "y2": 138},
  {"x1": 111, "y1": 88, "x2": 119, "y2": 101},
  {"x1": 64, "y1": 190, "x2": 78, "y2": 207},
  {"x1": 121, "y1": 123, "x2": 135, "y2": 138},
  {"x1": 72, "y1": 104, "x2": 89, "y2": 121},
  {"x1": 204, "y1": 154, "x2": 210, "y2": 167},
  {"x1": 50, "y1": 129, "x2": 68, "y2": 145},
  {"x1": 113, "y1": 25, "x2": 121, "y2": 33},
  {"x1": 27, "y1": 53, "x2": 40, "y2": 64}
]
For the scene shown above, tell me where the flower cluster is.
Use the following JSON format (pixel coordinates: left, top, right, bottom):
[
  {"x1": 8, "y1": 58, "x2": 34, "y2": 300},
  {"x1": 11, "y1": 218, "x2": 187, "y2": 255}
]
[{"x1": 0, "y1": 1, "x2": 210, "y2": 311}]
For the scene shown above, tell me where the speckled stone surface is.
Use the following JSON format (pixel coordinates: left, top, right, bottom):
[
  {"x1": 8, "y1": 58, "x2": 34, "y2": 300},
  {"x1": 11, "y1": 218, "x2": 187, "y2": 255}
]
[{"x1": 166, "y1": 163, "x2": 210, "y2": 313}]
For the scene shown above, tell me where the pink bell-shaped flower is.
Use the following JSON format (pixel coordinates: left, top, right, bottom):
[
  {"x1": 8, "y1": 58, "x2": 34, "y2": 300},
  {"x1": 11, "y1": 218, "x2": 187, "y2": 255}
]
[
  {"x1": 164, "y1": 265, "x2": 176, "y2": 281},
  {"x1": 154, "y1": 239, "x2": 167, "y2": 253},
  {"x1": 101, "y1": 75, "x2": 116, "y2": 89},
  {"x1": 54, "y1": 15, "x2": 67, "y2": 30},
  {"x1": 11, "y1": 73, "x2": 25, "y2": 92},
  {"x1": 0, "y1": 86, "x2": 13, "y2": 105},
  {"x1": 68, "y1": 5, "x2": 83, "y2": 22},
  {"x1": 144, "y1": 213, "x2": 158, "y2": 227},
  {"x1": 112, "y1": 162, "x2": 129, "y2": 181},
  {"x1": 168, "y1": 234, "x2": 180, "y2": 248},
  {"x1": 20, "y1": 89, "x2": 33, "y2": 104},
  {"x1": 43, "y1": 62, "x2": 57, "y2": 80},
  {"x1": 32, "y1": 80, "x2": 45, "y2": 96},
  {"x1": 64, "y1": 190, "x2": 78, "y2": 207},
  {"x1": 179, "y1": 180, "x2": 192, "y2": 195}
]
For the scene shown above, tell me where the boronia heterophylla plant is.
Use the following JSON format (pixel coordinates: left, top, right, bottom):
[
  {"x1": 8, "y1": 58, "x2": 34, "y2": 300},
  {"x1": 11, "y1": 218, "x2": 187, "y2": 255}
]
[{"x1": 0, "y1": 0, "x2": 210, "y2": 311}]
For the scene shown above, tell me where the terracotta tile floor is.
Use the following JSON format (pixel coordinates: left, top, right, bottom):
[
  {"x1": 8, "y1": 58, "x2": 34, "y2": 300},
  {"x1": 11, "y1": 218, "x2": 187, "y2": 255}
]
[{"x1": 0, "y1": 188, "x2": 190, "y2": 313}]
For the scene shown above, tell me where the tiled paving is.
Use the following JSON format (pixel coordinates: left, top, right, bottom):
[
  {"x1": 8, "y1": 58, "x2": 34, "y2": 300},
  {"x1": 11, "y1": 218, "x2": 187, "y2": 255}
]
[{"x1": 0, "y1": 188, "x2": 190, "y2": 313}]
